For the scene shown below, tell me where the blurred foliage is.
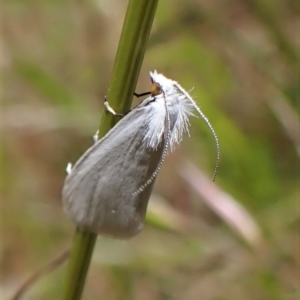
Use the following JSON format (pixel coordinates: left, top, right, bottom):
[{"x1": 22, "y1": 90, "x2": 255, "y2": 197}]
[{"x1": 2, "y1": 0, "x2": 299, "y2": 300}]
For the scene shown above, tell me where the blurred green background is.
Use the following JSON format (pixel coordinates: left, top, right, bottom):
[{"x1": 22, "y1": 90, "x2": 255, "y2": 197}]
[{"x1": 2, "y1": 0, "x2": 299, "y2": 299}]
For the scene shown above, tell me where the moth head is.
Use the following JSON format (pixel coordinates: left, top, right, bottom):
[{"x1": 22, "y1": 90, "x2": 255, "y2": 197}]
[
  {"x1": 149, "y1": 70, "x2": 176, "y2": 96},
  {"x1": 150, "y1": 82, "x2": 163, "y2": 96}
]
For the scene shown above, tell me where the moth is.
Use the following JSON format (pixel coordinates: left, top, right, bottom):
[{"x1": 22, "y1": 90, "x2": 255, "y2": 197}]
[{"x1": 62, "y1": 70, "x2": 219, "y2": 238}]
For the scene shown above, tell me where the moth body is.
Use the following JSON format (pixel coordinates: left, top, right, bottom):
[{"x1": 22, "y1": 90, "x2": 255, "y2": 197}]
[{"x1": 62, "y1": 71, "x2": 218, "y2": 238}]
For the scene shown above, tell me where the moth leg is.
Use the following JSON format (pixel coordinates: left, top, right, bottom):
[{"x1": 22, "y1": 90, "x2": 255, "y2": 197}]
[
  {"x1": 104, "y1": 97, "x2": 124, "y2": 117},
  {"x1": 134, "y1": 91, "x2": 151, "y2": 98},
  {"x1": 66, "y1": 163, "x2": 72, "y2": 174},
  {"x1": 104, "y1": 91, "x2": 150, "y2": 118},
  {"x1": 93, "y1": 130, "x2": 99, "y2": 143}
]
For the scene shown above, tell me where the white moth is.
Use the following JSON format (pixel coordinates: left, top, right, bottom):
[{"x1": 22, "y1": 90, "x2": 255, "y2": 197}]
[{"x1": 62, "y1": 70, "x2": 220, "y2": 238}]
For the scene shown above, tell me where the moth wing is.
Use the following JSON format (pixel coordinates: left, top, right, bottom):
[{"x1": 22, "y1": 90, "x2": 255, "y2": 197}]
[{"x1": 62, "y1": 104, "x2": 164, "y2": 238}]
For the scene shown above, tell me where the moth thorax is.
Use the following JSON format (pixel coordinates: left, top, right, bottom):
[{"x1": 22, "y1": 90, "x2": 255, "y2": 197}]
[{"x1": 132, "y1": 89, "x2": 170, "y2": 197}]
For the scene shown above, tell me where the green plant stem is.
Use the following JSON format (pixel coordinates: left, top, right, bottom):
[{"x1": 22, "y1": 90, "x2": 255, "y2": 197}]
[
  {"x1": 62, "y1": 1, "x2": 159, "y2": 299},
  {"x1": 99, "y1": 0, "x2": 160, "y2": 136}
]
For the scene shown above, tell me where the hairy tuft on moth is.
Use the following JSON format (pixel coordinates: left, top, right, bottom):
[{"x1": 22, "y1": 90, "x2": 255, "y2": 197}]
[{"x1": 62, "y1": 70, "x2": 220, "y2": 238}]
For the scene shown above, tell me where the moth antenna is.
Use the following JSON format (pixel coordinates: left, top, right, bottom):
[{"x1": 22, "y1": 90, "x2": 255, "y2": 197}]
[
  {"x1": 174, "y1": 82, "x2": 220, "y2": 181},
  {"x1": 133, "y1": 93, "x2": 171, "y2": 196}
]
